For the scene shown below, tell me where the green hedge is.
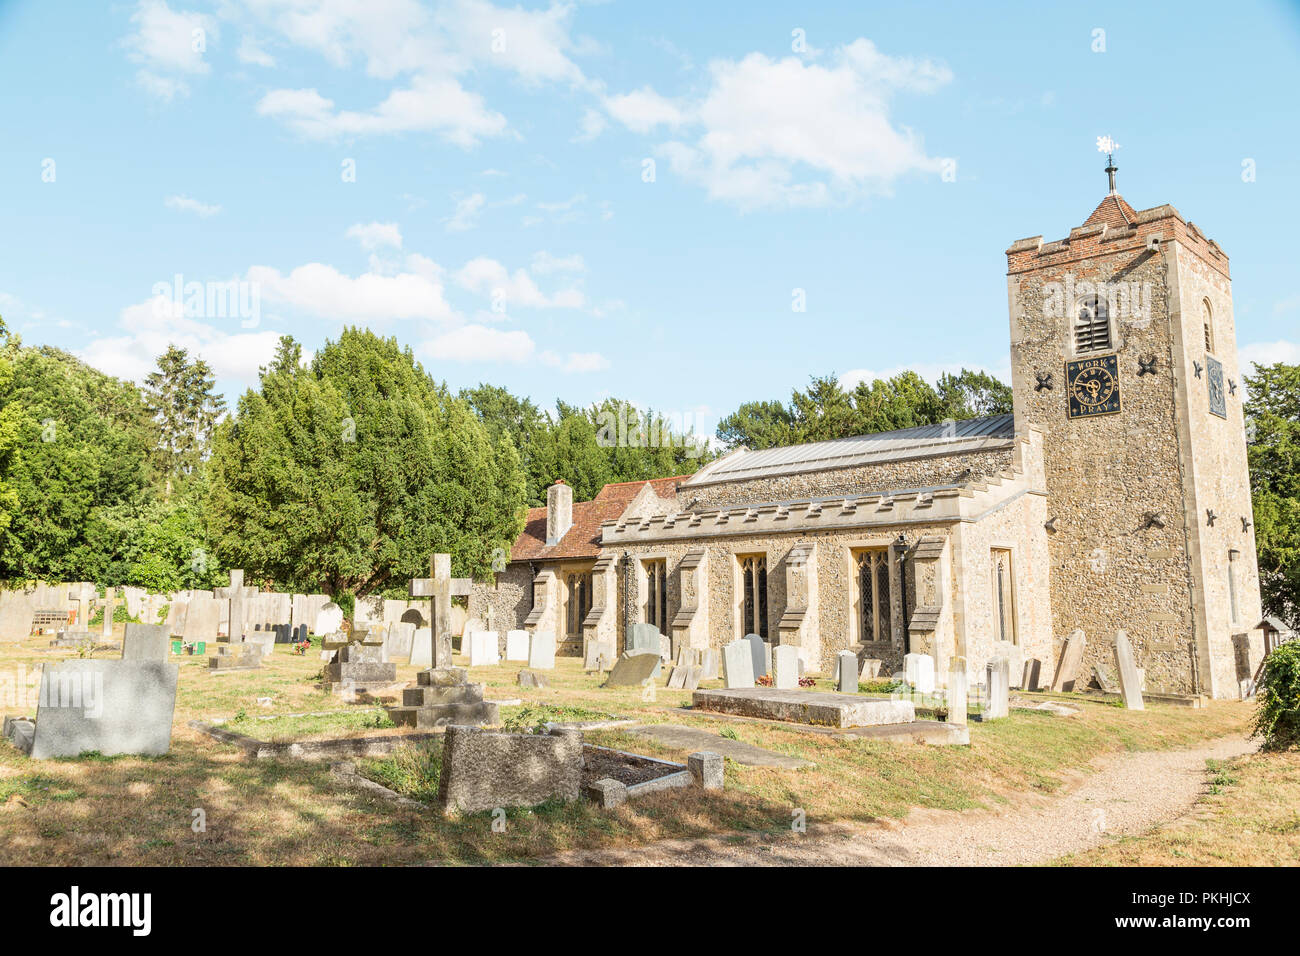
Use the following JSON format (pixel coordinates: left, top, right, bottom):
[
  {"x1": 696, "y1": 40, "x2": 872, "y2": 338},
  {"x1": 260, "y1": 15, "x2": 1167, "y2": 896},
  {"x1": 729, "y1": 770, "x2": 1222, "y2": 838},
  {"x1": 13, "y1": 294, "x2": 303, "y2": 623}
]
[{"x1": 1254, "y1": 640, "x2": 1300, "y2": 750}]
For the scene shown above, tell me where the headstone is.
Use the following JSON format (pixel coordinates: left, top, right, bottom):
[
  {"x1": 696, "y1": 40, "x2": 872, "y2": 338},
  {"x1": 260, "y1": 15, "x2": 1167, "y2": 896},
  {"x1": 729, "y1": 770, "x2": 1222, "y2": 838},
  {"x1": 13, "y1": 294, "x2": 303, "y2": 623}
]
[
  {"x1": 584, "y1": 640, "x2": 613, "y2": 672},
  {"x1": 603, "y1": 652, "x2": 661, "y2": 688},
  {"x1": 408, "y1": 627, "x2": 433, "y2": 668},
  {"x1": 948, "y1": 657, "x2": 968, "y2": 725},
  {"x1": 904, "y1": 653, "x2": 935, "y2": 694},
  {"x1": 837, "y1": 650, "x2": 858, "y2": 693},
  {"x1": 29, "y1": 659, "x2": 179, "y2": 759},
  {"x1": 699, "y1": 648, "x2": 720, "y2": 681},
  {"x1": 123, "y1": 586, "x2": 146, "y2": 619},
  {"x1": 627, "y1": 623, "x2": 664, "y2": 676},
  {"x1": 1091, "y1": 664, "x2": 1120, "y2": 695},
  {"x1": 0, "y1": 592, "x2": 36, "y2": 643},
  {"x1": 688, "y1": 752, "x2": 724, "y2": 790},
  {"x1": 1113, "y1": 630, "x2": 1145, "y2": 710},
  {"x1": 667, "y1": 665, "x2": 689, "y2": 689},
  {"x1": 384, "y1": 622, "x2": 416, "y2": 663},
  {"x1": 468, "y1": 631, "x2": 500, "y2": 667},
  {"x1": 517, "y1": 669, "x2": 550, "y2": 689},
  {"x1": 743, "y1": 633, "x2": 767, "y2": 678},
  {"x1": 992, "y1": 640, "x2": 1024, "y2": 689},
  {"x1": 985, "y1": 657, "x2": 1010, "y2": 720},
  {"x1": 226, "y1": 570, "x2": 246, "y2": 643},
  {"x1": 860, "y1": 658, "x2": 883, "y2": 680},
  {"x1": 1051, "y1": 629, "x2": 1086, "y2": 692},
  {"x1": 315, "y1": 602, "x2": 344, "y2": 636},
  {"x1": 121, "y1": 623, "x2": 170, "y2": 661},
  {"x1": 323, "y1": 637, "x2": 397, "y2": 698},
  {"x1": 505, "y1": 629, "x2": 530, "y2": 661},
  {"x1": 182, "y1": 596, "x2": 221, "y2": 644},
  {"x1": 722, "y1": 639, "x2": 755, "y2": 689},
  {"x1": 438, "y1": 726, "x2": 583, "y2": 813},
  {"x1": 527, "y1": 630, "x2": 556, "y2": 670},
  {"x1": 1022, "y1": 658, "x2": 1042, "y2": 692},
  {"x1": 772, "y1": 644, "x2": 799, "y2": 690}
]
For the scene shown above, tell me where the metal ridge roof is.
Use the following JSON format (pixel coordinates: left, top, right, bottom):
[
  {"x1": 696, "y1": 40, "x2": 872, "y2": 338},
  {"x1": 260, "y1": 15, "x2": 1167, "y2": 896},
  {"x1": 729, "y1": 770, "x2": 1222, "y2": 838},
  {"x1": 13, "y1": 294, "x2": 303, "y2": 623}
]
[{"x1": 684, "y1": 413, "x2": 1015, "y2": 485}]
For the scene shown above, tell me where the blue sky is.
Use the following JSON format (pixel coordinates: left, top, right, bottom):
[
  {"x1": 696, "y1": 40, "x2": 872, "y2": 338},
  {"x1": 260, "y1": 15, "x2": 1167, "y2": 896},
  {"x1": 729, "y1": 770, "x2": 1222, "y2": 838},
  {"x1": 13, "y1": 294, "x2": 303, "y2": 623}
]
[{"x1": 1, "y1": 0, "x2": 1298, "y2": 434}]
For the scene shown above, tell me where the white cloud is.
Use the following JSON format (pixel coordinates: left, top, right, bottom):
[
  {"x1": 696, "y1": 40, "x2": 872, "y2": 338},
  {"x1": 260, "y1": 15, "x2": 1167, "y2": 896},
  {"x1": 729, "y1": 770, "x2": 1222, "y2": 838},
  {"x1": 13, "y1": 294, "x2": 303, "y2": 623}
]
[
  {"x1": 345, "y1": 221, "x2": 403, "y2": 250},
  {"x1": 601, "y1": 86, "x2": 686, "y2": 133},
  {"x1": 605, "y1": 38, "x2": 951, "y2": 208},
  {"x1": 444, "y1": 193, "x2": 486, "y2": 232},
  {"x1": 237, "y1": 36, "x2": 276, "y2": 67},
  {"x1": 573, "y1": 107, "x2": 607, "y2": 142},
  {"x1": 433, "y1": 0, "x2": 588, "y2": 87},
  {"x1": 78, "y1": 295, "x2": 280, "y2": 385},
  {"x1": 165, "y1": 194, "x2": 221, "y2": 217},
  {"x1": 248, "y1": 262, "x2": 454, "y2": 322},
  {"x1": 421, "y1": 324, "x2": 607, "y2": 371},
  {"x1": 531, "y1": 251, "x2": 585, "y2": 275},
  {"x1": 256, "y1": 77, "x2": 507, "y2": 146},
  {"x1": 454, "y1": 257, "x2": 585, "y2": 310},
  {"x1": 1239, "y1": 340, "x2": 1300, "y2": 373},
  {"x1": 125, "y1": 0, "x2": 216, "y2": 100}
]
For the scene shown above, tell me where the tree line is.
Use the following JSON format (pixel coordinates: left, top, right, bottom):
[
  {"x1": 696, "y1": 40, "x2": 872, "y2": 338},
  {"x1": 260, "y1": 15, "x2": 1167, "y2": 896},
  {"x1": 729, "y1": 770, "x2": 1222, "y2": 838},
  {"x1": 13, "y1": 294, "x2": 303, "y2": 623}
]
[{"x1": 0, "y1": 314, "x2": 1295, "y2": 626}]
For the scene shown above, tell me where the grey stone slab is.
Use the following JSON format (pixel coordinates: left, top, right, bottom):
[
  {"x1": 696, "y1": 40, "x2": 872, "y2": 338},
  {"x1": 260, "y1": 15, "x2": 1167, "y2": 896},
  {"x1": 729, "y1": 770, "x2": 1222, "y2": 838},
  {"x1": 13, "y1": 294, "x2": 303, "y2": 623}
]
[
  {"x1": 1051, "y1": 628, "x2": 1086, "y2": 692},
  {"x1": 772, "y1": 644, "x2": 799, "y2": 690},
  {"x1": 314, "y1": 602, "x2": 344, "y2": 636},
  {"x1": 603, "y1": 651, "x2": 661, "y2": 688},
  {"x1": 1114, "y1": 629, "x2": 1145, "y2": 710},
  {"x1": 743, "y1": 633, "x2": 767, "y2": 678},
  {"x1": 528, "y1": 630, "x2": 556, "y2": 670},
  {"x1": 836, "y1": 650, "x2": 858, "y2": 693},
  {"x1": 692, "y1": 688, "x2": 915, "y2": 729},
  {"x1": 688, "y1": 751, "x2": 725, "y2": 789},
  {"x1": 121, "y1": 623, "x2": 170, "y2": 661},
  {"x1": 985, "y1": 657, "x2": 1010, "y2": 720},
  {"x1": 628, "y1": 724, "x2": 812, "y2": 769},
  {"x1": 699, "y1": 648, "x2": 719, "y2": 681},
  {"x1": 722, "y1": 639, "x2": 754, "y2": 689},
  {"x1": 438, "y1": 726, "x2": 583, "y2": 813},
  {"x1": 0, "y1": 592, "x2": 36, "y2": 643},
  {"x1": 627, "y1": 623, "x2": 663, "y2": 676},
  {"x1": 30, "y1": 660, "x2": 178, "y2": 759},
  {"x1": 517, "y1": 669, "x2": 550, "y2": 689},
  {"x1": 182, "y1": 596, "x2": 221, "y2": 644}
]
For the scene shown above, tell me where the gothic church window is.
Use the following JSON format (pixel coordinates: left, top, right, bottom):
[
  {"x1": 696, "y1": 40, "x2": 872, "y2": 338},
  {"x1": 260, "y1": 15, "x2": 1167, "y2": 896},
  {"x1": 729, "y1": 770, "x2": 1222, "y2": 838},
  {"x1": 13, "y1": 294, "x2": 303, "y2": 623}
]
[
  {"x1": 856, "y1": 549, "x2": 892, "y2": 642},
  {"x1": 739, "y1": 555, "x2": 768, "y2": 639},
  {"x1": 1074, "y1": 294, "x2": 1111, "y2": 353},
  {"x1": 566, "y1": 571, "x2": 592, "y2": 637},
  {"x1": 644, "y1": 559, "x2": 668, "y2": 632},
  {"x1": 991, "y1": 548, "x2": 1017, "y2": 644}
]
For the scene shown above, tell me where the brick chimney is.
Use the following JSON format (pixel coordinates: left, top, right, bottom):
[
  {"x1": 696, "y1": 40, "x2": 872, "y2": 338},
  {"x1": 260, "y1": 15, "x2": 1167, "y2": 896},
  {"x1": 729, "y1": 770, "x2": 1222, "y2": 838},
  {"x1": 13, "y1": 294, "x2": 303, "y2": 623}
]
[{"x1": 546, "y1": 480, "x2": 573, "y2": 546}]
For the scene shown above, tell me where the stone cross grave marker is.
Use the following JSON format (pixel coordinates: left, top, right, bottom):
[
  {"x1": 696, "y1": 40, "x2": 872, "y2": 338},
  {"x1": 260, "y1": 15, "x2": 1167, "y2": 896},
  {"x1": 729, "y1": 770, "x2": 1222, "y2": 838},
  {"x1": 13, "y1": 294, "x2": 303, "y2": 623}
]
[{"x1": 410, "y1": 553, "x2": 455, "y2": 670}]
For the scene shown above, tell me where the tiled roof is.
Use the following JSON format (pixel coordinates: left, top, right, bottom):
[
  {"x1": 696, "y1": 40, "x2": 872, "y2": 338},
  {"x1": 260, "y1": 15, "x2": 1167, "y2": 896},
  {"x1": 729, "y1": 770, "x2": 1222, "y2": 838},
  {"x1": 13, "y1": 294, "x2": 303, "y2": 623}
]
[
  {"x1": 510, "y1": 475, "x2": 690, "y2": 562},
  {"x1": 682, "y1": 414, "x2": 1015, "y2": 486},
  {"x1": 1083, "y1": 194, "x2": 1138, "y2": 229},
  {"x1": 593, "y1": 474, "x2": 686, "y2": 501}
]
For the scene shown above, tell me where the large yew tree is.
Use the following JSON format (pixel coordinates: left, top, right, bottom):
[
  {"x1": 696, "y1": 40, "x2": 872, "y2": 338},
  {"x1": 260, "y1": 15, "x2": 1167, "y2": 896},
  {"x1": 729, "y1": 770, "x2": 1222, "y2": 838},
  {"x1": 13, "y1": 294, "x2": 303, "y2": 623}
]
[{"x1": 205, "y1": 329, "x2": 526, "y2": 599}]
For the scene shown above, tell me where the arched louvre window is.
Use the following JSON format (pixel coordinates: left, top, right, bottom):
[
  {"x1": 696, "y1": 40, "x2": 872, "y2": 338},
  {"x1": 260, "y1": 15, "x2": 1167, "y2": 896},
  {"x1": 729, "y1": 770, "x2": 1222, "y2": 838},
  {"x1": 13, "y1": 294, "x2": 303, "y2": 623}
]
[
  {"x1": 1074, "y1": 294, "x2": 1111, "y2": 353},
  {"x1": 1203, "y1": 299, "x2": 1215, "y2": 353},
  {"x1": 856, "y1": 549, "x2": 892, "y2": 642},
  {"x1": 644, "y1": 560, "x2": 668, "y2": 632},
  {"x1": 740, "y1": 556, "x2": 768, "y2": 639}
]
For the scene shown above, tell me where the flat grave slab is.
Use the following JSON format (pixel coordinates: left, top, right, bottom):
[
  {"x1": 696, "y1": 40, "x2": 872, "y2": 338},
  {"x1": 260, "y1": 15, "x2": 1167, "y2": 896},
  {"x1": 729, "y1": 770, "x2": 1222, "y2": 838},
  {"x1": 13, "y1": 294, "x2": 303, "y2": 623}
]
[
  {"x1": 626, "y1": 723, "x2": 813, "y2": 769},
  {"x1": 692, "y1": 687, "x2": 914, "y2": 728}
]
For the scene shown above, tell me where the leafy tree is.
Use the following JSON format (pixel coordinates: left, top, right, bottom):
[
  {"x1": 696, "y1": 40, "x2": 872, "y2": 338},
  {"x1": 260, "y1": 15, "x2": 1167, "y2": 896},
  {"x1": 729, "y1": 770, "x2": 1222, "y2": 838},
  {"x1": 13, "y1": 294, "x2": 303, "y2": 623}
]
[
  {"x1": 937, "y1": 368, "x2": 1014, "y2": 418},
  {"x1": 0, "y1": 343, "x2": 154, "y2": 580},
  {"x1": 1245, "y1": 362, "x2": 1300, "y2": 626},
  {"x1": 206, "y1": 329, "x2": 525, "y2": 596},
  {"x1": 462, "y1": 383, "x2": 550, "y2": 504},
  {"x1": 142, "y1": 344, "x2": 226, "y2": 494},
  {"x1": 0, "y1": 320, "x2": 22, "y2": 537}
]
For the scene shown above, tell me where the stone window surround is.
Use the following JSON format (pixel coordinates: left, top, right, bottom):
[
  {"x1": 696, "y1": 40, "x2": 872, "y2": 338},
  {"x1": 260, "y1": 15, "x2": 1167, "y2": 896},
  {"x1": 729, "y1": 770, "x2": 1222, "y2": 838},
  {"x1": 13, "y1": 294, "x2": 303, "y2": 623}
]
[
  {"x1": 989, "y1": 543, "x2": 1019, "y2": 646},
  {"x1": 847, "y1": 541, "x2": 900, "y2": 648},
  {"x1": 733, "y1": 550, "x2": 769, "y2": 642},
  {"x1": 637, "y1": 556, "x2": 670, "y2": 633},
  {"x1": 1068, "y1": 287, "x2": 1123, "y2": 359}
]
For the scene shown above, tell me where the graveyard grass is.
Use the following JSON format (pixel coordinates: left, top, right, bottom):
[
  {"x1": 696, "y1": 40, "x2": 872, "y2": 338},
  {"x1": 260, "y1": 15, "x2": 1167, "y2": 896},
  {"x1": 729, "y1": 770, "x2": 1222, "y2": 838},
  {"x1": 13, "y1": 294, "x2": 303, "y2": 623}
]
[{"x1": 0, "y1": 628, "x2": 1260, "y2": 865}]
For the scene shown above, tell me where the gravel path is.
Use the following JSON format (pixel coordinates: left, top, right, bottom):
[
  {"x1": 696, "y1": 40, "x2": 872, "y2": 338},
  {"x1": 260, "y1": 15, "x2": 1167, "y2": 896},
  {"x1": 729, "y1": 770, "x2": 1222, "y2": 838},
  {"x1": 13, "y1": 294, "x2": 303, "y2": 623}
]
[{"x1": 541, "y1": 734, "x2": 1258, "y2": 866}]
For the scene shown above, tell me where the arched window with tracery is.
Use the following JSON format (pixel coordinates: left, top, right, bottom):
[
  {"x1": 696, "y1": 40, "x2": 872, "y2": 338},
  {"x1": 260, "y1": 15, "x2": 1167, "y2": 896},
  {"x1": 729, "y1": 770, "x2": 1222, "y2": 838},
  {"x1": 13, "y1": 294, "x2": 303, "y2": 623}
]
[
  {"x1": 566, "y1": 571, "x2": 592, "y2": 637},
  {"x1": 856, "y1": 549, "x2": 892, "y2": 642}
]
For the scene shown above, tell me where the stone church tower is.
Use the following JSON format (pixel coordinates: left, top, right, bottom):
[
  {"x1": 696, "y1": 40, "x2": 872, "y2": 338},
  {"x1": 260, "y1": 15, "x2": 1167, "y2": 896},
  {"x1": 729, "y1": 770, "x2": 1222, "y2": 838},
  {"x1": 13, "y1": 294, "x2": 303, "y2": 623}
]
[{"x1": 1005, "y1": 161, "x2": 1263, "y2": 697}]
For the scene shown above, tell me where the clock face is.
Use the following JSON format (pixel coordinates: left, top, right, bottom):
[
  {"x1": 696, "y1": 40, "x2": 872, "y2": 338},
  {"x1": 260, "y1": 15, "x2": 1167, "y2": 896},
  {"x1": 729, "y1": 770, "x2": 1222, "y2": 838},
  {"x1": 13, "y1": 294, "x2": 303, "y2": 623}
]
[
  {"x1": 1206, "y1": 354, "x2": 1227, "y2": 419},
  {"x1": 1066, "y1": 354, "x2": 1122, "y2": 419}
]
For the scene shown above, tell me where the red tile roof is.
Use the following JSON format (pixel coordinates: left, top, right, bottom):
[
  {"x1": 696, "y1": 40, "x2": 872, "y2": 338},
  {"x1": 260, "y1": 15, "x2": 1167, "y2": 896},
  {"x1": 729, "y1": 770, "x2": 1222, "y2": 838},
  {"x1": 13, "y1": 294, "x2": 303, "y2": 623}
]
[
  {"x1": 510, "y1": 475, "x2": 689, "y2": 562},
  {"x1": 1083, "y1": 194, "x2": 1138, "y2": 229}
]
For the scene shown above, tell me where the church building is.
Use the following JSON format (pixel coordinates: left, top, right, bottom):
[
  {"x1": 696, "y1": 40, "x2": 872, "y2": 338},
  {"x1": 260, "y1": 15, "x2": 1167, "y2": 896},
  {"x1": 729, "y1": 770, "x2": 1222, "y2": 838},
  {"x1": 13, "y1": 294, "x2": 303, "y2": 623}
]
[{"x1": 470, "y1": 166, "x2": 1265, "y2": 699}]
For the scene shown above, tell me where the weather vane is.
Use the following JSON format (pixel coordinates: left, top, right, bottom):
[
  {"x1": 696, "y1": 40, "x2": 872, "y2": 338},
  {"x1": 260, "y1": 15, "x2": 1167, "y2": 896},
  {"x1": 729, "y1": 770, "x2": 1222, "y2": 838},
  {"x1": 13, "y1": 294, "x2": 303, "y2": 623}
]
[{"x1": 1097, "y1": 136, "x2": 1121, "y2": 194}]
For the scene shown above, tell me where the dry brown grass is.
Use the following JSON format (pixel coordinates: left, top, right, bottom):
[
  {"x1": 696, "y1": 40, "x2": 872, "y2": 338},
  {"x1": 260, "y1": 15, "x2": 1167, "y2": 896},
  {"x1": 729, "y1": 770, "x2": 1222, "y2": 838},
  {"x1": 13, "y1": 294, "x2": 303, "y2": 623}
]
[
  {"x1": 1057, "y1": 748, "x2": 1300, "y2": 866},
  {"x1": 0, "y1": 629, "x2": 1259, "y2": 865}
]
